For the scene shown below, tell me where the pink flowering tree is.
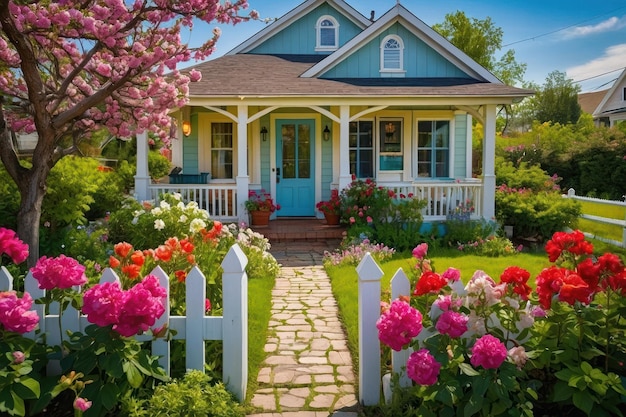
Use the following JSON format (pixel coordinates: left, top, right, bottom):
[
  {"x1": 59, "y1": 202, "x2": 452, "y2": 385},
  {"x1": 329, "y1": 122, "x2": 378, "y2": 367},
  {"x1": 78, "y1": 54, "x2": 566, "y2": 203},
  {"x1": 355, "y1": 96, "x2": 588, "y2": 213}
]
[{"x1": 0, "y1": 0, "x2": 257, "y2": 265}]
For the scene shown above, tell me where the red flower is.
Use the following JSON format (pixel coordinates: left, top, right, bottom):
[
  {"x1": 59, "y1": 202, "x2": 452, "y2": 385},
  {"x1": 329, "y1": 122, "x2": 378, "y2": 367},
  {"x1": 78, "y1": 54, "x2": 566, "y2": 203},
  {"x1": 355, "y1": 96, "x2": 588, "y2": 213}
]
[
  {"x1": 121, "y1": 264, "x2": 141, "y2": 280},
  {"x1": 180, "y1": 238, "x2": 194, "y2": 253},
  {"x1": 535, "y1": 266, "x2": 567, "y2": 309},
  {"x1": 605, "y1": 271, "x2": 626, "y2": 294},
  {"x1": 414, "y1": 272, "x2": 447, "y2": 296},
  {"x1": 500, "y1": 266, "x2": 532, "y2": 300},
  {"x1": 109, "y1": 255, "x2": 121, "y2": 269},
  {"x1": 155, "y1": 245, "x2": 172, "y2": 262},
  {"x1": 175, "y1": 270, "x2": 187, "y2": 283},
  {"x1": 558, "y1": 273, "x2": 592, "y2": 306},
  {"x1": 577, "y1": 258, "x2": 601, "y2": 291},
  {"x1": 545, "y1": 230, "x2": 592, "y2": 262},
  {"x1": 130, "y1": 250, "x2": 145, "y2": 266},
  {"x1": 114, "y1": 242, "x2": 133, "y2": 258}
]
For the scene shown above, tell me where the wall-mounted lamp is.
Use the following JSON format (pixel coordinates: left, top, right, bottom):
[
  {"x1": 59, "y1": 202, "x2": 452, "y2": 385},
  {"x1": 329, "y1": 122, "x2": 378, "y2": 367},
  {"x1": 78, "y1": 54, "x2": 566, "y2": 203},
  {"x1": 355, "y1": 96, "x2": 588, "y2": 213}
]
[
  {"x1": 182, "y1": 120, "x2": 192, "y2": 137},
  {"x1": 323, "y1": 125, "x2": 331, "y2": 141},
  {"x1": 260, "y1": 126, "x2": 268, "y2": 142}
]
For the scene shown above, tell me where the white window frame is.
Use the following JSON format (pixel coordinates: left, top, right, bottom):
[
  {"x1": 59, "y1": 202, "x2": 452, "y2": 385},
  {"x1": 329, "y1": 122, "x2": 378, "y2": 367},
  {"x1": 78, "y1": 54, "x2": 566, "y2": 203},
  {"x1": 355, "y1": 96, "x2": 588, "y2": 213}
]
[
  {"x1": 414, "y1": 118, "x2": 453, "y2": 179},
  {"x1": 349, "y1": 119, "x2": 375, "y2": 179},
  {"x1": 380, "y1": 35, "x2": 405, "y2": 75},
  {"x1": 315, "y1": 15, "x2": 339, "y2": 52},
  {"x1": 622, "y1": 86, "x2": 626, "y2": 101}
]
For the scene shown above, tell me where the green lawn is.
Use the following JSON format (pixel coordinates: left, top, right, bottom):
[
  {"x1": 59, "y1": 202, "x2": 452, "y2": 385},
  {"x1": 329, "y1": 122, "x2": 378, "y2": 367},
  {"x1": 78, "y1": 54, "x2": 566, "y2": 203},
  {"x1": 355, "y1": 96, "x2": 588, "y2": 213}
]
[
  {"x1": 325, "y1": 251, "x2": 549, "y2": 379},
  {"x1": 578, "y1": 199, "x2": 626, "y2": 242}
]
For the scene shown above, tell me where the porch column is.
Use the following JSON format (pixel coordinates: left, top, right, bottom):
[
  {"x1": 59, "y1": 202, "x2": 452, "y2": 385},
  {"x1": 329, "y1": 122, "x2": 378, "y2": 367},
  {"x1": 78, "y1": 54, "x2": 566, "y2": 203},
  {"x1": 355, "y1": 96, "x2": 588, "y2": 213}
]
[
  {"x1": 134, "y1": 131, "x2": 151, "y2": 201},
  {"x1": 481, "y1": 104, "x2": 497, "y2": 220},
  {"x1": 236, "y1": 105, "x2": 250, "y2": 223},
  {"x1": 338, "y1": 105, "x2": 351, "y2": 190}
]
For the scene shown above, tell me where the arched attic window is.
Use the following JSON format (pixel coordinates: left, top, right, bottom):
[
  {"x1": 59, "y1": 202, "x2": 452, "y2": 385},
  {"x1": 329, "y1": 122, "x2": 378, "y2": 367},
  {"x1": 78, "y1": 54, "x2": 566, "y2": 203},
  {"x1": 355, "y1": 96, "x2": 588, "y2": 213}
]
[
  {"x1": 316, "y1": 15, "x2": 339, "y2": 51},
  {"x1": 380, "y1": 35, "x2": 405, "y2": 76}
]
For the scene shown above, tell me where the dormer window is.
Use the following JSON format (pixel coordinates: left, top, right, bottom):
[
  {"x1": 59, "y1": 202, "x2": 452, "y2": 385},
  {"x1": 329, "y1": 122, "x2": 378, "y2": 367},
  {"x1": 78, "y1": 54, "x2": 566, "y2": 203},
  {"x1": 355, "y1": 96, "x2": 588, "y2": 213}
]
[
  {"x1": 316, "y1": 15, "x2": 338, "y2": 51},
  {"x1": 380, "y1": 35, "x2": 405, "y2": 76}
]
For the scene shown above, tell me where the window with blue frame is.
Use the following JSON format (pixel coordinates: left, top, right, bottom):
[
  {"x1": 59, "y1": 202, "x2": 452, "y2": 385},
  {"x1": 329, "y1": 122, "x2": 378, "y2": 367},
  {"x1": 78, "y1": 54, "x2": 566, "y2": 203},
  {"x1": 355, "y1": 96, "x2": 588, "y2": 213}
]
[
  {"x1": 417, "y1": 120, "x2": 450, "y2": 178},
  {"x1": 349, "y1": 121, "x2": 374, "y2": 178},
  {"x1": 316, "y1": 16, "x2": 338, "y2": 51},
  {"x1": 379, "y1": 119, "x2": 403, "y2": 171}
]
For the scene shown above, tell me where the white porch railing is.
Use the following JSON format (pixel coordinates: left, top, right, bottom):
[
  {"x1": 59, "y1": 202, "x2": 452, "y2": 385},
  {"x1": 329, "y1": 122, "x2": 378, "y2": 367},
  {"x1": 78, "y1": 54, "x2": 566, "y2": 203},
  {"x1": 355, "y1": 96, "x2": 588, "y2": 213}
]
[
  {"x1": 384, "y1": 180, "x2": 483, "y2": 221},
  {"x1": 149, "y1": 183, "x2": 238, "y2": 220}
]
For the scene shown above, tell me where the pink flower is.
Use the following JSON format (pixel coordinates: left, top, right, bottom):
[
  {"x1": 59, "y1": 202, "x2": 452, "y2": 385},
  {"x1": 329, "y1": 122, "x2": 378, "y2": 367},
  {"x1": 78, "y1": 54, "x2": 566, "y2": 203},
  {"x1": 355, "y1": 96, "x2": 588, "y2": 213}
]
[
  {"x1": 205, "y1": 298, "x2": 211, "y2": 312},
  {"x1": 12, "y1": 351, "x2": 25, "y2": 364},
  {"x1": 412, "y1": 243, "x2": 428, "y2": 260},
  {"x1": 470, "y1": 334, "x2": 507, "y2": 369},
  {"x1": 508, "y1": 346, "x2": 528, "y2": 369},
  {"x1": 114, "y1": 275, "x2": 166, "y2": 337},
  {"x1": 366, "y1": 216, "x2": 373, "y2": 223},
  {"x1": 31, "y1": 255, "x2": 87, "y2": 290},
  {"x1": 0, "y1": 291, "x2": 39, "y2": 334},
  {"x1": 74, "y1": 397, "x2": 92, "y2": 412},
  {"x1": 377, "y1": 299, "x2": 423, "y2": 351},
  {"x1": 0, "y1": 228, "x2": 29, "y2": 264},
  {"x1": 349, "y1": 217, "x2": 355, "y2": 224},
  {"x1": 433, "y1": 294, "x2": 462, "y2": 312},
  {"x1": 82, "y1": 282, "x2": 125, "y2": 327},
  {"x1": 189, "y1": 69, "x2": 202, "y2": 82},
  {"x1": 407, "y1": 349, "x2": 440, "y2": 385},
  {"x1": 435, "y1": 310, "x2": 468, "y2": 338},
  {"x1": 442, "y1": 267, "x2": 460, "y2": 282}
]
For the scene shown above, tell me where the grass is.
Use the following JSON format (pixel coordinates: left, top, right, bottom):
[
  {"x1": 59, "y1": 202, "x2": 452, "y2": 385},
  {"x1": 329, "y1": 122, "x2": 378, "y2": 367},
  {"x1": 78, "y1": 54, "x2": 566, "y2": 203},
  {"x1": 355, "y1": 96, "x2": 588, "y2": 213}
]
[{"x1": 578, "y1": 199, "x2": 626, "y2": 242}]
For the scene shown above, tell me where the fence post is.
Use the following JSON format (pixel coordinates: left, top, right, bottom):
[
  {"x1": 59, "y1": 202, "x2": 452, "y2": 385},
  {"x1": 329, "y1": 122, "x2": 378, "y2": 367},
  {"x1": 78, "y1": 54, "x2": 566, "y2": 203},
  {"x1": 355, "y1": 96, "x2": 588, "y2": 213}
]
[
  {"x1": 185, "y1": 266, "x2": 207, "y2": 372},
  {"x1": 390, "y1": 268, "x2": 412, "y2": 389},
  {"x1": 148, "y1": 266, "x2": 171, "y2": 375},
  {"x1": 221, "y1": 243, "x2": 248, "y2": 401},
  {"x1": 25, "y1": 271, "x2": 45, "y2": 340},
  {"x1": 357, "y1": 253, "x2": 383, "y2": 406},
  {"x1": 0, "y1": 266, "x2": 13, "y2": 291}
]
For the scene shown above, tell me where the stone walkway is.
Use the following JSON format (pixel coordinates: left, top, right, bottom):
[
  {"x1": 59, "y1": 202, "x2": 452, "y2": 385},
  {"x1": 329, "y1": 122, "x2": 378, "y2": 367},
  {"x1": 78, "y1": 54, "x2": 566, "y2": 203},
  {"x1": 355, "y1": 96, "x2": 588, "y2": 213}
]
[{"x1": 247, "y1": 240, "x2": 360, "y2": 417}]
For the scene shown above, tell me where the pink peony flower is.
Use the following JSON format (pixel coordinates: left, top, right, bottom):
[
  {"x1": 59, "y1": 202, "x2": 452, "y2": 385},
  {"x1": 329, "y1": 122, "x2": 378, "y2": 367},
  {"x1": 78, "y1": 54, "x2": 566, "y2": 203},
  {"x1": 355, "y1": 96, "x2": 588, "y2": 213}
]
[
  {"x1": 114, "y1": 275, "x2": 166, "y2": 337},
  {"x1": 470, "y1": 334, "x2": 507, "y2": 369},
  {"x1": 74, "y1": 397, "x2": 92, "y2": 412},
  {"x1": 0, "y1": 291, "x2": 39, "y2": 334},
  {"x1": 435, "y1": 310, "x2": 468, "y2": 338},
  {"x1": 412, "y1": 243, "x2": 428, "y2": 260},
  {"x1": 0, "y1": 228, "x2": 29, "y2": 264},
  {"x1": 12, "y1": 351, "x2": 25, "y2": 364},
  {"x1": 508, "y1": 346, "x2": 528, "y2": 369},
  {"x1": 31, "y1": 255, "x2": 87, "y2": 290},
  {"x1": 377, "y1": 299, "x2": 423, "y2": 351},
  {"x1": 82, "y1": 282, "x2": 125, "y2": 327},
  {"x1": 442, "y1": 267, "x2": 460, "y2": 282},
  {"x1": 407, "y1": 348, "x2": 441, "y2": 385}
]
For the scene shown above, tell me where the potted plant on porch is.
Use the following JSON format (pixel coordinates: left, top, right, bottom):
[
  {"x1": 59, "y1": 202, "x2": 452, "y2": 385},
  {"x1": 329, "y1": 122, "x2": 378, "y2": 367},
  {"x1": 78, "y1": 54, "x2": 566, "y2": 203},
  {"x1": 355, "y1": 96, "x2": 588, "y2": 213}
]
[
  {"x1": 316, "y1": 189, "x2": 342, "y2": 225},
  {"x1": 245, "y1": 190, "x2": 280, "y2": 226}
]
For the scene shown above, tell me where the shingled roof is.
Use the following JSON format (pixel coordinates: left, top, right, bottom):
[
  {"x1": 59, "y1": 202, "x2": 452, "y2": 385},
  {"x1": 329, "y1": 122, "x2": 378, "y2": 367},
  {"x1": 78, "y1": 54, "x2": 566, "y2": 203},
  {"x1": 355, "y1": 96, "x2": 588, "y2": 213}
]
[{"x1": 186, "y1": 54, "x2": 533, "y2": 99}]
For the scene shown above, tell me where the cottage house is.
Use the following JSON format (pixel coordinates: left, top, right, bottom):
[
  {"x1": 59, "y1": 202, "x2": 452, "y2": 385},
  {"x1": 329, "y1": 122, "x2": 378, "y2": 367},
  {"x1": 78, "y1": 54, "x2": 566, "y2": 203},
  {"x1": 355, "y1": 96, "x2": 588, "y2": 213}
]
[
  {"x1": 134, "y1": 0, "x2": 532, "y2": 226},
  {"x1": 591, "y1": 68, "x2": 626, "y2": 127}
]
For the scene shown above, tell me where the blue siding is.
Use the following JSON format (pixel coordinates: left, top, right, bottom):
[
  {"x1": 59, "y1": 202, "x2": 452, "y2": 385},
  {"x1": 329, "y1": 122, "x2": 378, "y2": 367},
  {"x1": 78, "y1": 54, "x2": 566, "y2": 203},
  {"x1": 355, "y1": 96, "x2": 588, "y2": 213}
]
[
  {"x1": 320, "y1": 117, "x2": 333, "y2": 202},
  {"x1": 182, "y1": 113, "x2": 199, "y2": 174},
  {"x1": 250, "y1": 3, "x2": 362, "y2": 55},
  {"x1": 453, "y1": 114, "x2": 467, "y2": 178},
  {"x1": 321, "y1": 23, "x2": 469, "y2": 78}
]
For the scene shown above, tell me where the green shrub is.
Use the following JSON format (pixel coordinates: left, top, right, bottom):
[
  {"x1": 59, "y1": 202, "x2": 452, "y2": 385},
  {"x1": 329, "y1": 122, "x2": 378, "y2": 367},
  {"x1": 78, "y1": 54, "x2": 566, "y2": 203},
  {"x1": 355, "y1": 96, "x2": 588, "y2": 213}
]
[
  {"x1": 0, "y1": 163, "x2": 20, "y2": 229},
  {"x1": 145, "y1": 370, "x2": 244, "y2": 417},
  {"x1": 147, "y1": 151, "x2": 171, "y2": 181}
]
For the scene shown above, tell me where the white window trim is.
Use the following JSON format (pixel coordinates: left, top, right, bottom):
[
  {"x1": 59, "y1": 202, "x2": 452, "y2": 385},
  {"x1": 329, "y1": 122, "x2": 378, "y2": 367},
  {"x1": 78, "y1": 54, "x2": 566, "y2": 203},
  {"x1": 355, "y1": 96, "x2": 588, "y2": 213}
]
[
  {"x1": 380, "y1": 34, "x2": 405, "y2": 74},
  {"x1": 315, "y1": 15, "x2": 339, "y2": 52},
  {"x1": 414, "y1": 117, "x2": 454, "y2": 179}
]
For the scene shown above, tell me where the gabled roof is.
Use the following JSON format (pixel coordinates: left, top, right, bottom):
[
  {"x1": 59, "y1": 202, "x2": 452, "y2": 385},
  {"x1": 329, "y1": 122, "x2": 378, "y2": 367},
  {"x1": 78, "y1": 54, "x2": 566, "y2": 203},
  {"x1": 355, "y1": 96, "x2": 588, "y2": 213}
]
[
  {"x1": 593, "y1": 68, "x2": 626, "y2": 116},
  {"x1": 226, "y1": 0, "x2": 371, "y2": 55},
  {"x1": 301, "y1": 3, "x2": 500, "y2": 83},
  {"x1": 578, "y1": 89, "x2": 608, "y2": 115}
]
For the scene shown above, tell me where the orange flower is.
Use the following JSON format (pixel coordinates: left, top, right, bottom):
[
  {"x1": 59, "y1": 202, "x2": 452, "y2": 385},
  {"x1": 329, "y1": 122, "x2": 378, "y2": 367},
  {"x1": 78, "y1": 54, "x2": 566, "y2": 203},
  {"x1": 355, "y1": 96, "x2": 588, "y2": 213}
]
[
  {"x1": 165, "y1": 237, "x2": 179, "y2": 249},
  {"x1": 109, "y1": 255, "x2": 121, "y2": 268},
  {"x1": 175, "y1": 270, "x2": 187, "y2": 283},
  {"x1": 155, "y1": 245, "x2": 172, "y2": 262},
  {"x1": 186, "y1": 254, "x2": 196, "y2": 265},
  {"x1": 122, "y1": 264, "x2": 141, "y2": 280},
  {"x1": 180, "y1": 238, "x2": 194, "y2": 253},
  {"x1": 143, "y1": 249, "x2": 155, "y2": 259},
  {"x1": 130, "y1": 250, "x2": 145, "y2": 266},
  {"x1": 142, "y1": 201, "x2": 152, "y2": 210},
  {"x1": 114, "y1": 242, "x2": 133, "y2": 258}
]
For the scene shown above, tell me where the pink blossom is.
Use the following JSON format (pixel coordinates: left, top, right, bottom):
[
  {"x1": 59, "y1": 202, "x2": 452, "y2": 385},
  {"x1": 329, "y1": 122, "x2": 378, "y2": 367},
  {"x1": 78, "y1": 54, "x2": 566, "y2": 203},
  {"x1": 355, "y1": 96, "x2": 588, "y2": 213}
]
[
  {"x1": 442, "y1": 267, "x2": 460, "y2": 282},
  {"x1": 0, "y1": 228, "x2": 29, "y2": 264},
  {"x1": 366, "y1": 216, "x2": 373, "y2": 223},
  {"x1": 114, "y1": 275, "x2": 166, "y2": 337},
  {"x1": 412, "y1": 243, "x2": 428, "y2": 260},
  {"x1": 12, "y1": 351, "x2": 25, "y2": 364},
  {"x1": 406, "y1": 349, "x2": 440, "y2": 385},
  {"x1": 74, "y1": 397, "x2": 92, "y2": 412},
  {"x1": 0, "y1": 291, "x2": 39, "y2": 334},
  {"x1": 82, "y1": 282, "x2": 125, "y2": 327},
  {"x1": 189, "y1": 69, "x2": 202, "y2": 82},
  {"x1": 205, "y1": 298, "x2": 211, "y2": 312},
  {"x1": 31, "y1": 255, "x2": 87, "y2": 290},
  {"x1": 349, "y1": 217, "x2": 355, "y2": 224},
  {"x1": 377, "y1": 299, "x2": 423, "y2": 351},
  {"x1": 470, "y1": 334, "x2": 507, "y2": 369},
  {"x1": 435, "y1": 310, "x2": 468, "y2": 338},
  {"x1": 465, "y1": 270, "x2": 505, "y2": 306},
  {"x1": 508, "y1": 346, "x2": 528, "y2": 369}
]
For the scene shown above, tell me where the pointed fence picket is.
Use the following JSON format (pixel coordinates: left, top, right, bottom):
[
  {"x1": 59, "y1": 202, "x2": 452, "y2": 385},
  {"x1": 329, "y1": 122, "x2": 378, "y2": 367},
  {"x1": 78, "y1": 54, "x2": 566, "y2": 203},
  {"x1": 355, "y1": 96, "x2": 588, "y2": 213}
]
[
  {"x1": 357, "y1": 253, "x2": 419, "y2": 406},
  {"x1": 0, "y1": 243, "x2": 248, "y2": 401}
]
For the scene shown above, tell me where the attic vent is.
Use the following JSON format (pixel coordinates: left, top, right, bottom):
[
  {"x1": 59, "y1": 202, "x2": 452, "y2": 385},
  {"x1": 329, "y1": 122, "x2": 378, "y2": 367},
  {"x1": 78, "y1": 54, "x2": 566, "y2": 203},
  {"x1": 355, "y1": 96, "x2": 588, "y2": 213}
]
[
  {"x1": 315, "y1": 15, "x2": 339, "y2": 51},
  {"x1": 380, "y1": 35, "x2": 405, "y2": 75}
]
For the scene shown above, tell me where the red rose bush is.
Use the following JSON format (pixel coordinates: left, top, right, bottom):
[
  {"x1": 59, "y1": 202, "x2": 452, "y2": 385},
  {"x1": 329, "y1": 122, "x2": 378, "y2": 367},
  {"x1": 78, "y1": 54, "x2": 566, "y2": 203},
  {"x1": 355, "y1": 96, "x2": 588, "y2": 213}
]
[{"x1": 377, "y1": 231, "x2": 626, "y2": 417}]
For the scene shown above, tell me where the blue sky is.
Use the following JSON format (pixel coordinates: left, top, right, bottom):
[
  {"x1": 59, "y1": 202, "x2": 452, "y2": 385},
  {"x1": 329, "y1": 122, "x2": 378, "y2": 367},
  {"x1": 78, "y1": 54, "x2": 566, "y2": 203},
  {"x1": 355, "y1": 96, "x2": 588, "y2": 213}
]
[{"x1": 187, "y1": 0, "x2": 626, "y2": 93}]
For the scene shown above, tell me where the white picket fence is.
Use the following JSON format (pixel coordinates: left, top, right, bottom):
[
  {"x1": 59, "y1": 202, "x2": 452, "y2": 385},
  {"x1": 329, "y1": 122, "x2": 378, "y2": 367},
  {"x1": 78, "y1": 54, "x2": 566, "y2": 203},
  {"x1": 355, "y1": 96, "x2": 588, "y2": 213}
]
[
  {"x1": 563, "y1": 188, "x2": 626, "y2": 248},
  {"x1": 0, "y1": 244, "x2": 249, "y2": 401},
  {"x1": 356, "y1": 252, "x2": 424, "y2": 406}
]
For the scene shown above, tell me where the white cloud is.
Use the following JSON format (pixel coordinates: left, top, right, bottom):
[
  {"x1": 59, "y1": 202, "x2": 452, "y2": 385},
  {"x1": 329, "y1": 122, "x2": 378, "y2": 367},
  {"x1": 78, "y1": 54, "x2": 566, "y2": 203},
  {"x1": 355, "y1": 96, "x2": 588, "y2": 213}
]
[
  {"x1": 566, "y1": 44, "x2": 626, "y2": 89},
  {"x1": 562, "y1": 15, "x2": 626, "y2": 39}
]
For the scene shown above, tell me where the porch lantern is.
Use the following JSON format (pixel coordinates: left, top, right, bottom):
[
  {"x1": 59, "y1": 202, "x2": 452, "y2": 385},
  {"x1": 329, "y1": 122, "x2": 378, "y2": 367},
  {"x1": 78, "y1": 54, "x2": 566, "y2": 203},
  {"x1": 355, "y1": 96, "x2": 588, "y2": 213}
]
[
  {"x1": 260, "y1": 126, "x2": 268, "y2": 141},
  {"x1": 182, "y1": 120, "x2": 192, "y2": 137},
  {"x1": 323, "y1": 125, "x2": 331, "y2": 141}
]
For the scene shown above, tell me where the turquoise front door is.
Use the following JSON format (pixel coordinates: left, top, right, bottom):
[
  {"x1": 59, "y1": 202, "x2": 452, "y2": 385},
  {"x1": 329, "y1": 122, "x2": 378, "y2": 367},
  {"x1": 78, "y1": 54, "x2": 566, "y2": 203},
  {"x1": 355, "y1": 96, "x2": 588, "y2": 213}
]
[{"x1": 276, "y1": 120, "x2": 315, "y2": 216}]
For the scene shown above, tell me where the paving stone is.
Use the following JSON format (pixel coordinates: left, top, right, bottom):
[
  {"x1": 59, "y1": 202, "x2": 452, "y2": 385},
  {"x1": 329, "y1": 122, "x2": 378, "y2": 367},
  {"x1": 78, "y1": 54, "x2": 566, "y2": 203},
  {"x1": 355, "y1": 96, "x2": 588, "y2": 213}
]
[
  {"x1": 308, "y1": 393, "x2": 335, "y2": 409},
  {"x1": 278, "y1": 393, "x2": 306, "y2": 409}
]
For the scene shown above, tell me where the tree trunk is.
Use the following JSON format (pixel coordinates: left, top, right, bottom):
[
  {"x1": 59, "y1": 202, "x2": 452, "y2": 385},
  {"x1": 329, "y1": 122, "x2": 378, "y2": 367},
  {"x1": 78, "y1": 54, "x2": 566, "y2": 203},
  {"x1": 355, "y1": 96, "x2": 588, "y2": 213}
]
[{"x1": 17, "y1": 177, "x2": 46, "y2": 267}]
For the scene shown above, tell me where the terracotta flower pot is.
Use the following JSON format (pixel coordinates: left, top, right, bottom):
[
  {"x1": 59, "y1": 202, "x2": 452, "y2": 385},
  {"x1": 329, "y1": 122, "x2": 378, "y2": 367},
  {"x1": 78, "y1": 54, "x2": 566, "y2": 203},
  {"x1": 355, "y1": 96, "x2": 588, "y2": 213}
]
[
  {"x1": 250, "y1": 210, "x2": 271, "y2": 226},
  {"x1": 324, "y1": 212, "x2": 340, "y2": 226}
]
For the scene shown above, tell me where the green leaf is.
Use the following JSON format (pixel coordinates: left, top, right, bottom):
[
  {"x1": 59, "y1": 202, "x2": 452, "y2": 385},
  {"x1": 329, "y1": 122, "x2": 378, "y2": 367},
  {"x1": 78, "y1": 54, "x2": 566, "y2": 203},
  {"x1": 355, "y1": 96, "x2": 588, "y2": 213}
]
[
  {"x1": 10, "y1": 390, "x2": 25, "y2": 417},
  {"x1": 572, "y1": 391, "x2": 593, "y2": 415},
  {"x1": 124, "y1": 362, "x2": 143, "y2": 389},
  {"x1": 463, "y1": 395, "x2": 483, "y2": 417},
  {"x1": 13, "y1": 376, "x2": 40, "y2": 400},
  {"x1": 552, "y1": 381, "x2": 573, "y2": 402},
  {"x1": 459, "y1": 363, "x2": 480, "y2": 376},
  {"x1": 99, "y1": 383, "x2": 120, "y2": 410}
]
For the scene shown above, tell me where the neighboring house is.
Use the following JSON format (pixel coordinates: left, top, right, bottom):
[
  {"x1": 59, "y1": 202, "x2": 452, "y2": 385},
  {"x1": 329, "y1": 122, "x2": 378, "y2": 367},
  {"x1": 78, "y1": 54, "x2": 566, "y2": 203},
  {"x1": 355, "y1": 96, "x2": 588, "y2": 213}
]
[
  {"x1": 592, "y1": 68, "x2": 626, "y2": 127},
  {"x1": 135, "y1": 0, "x2": 532, "y2": 226},
  {"x1": 578, "y1": 89, "x2": 607, "y2": 118}
]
